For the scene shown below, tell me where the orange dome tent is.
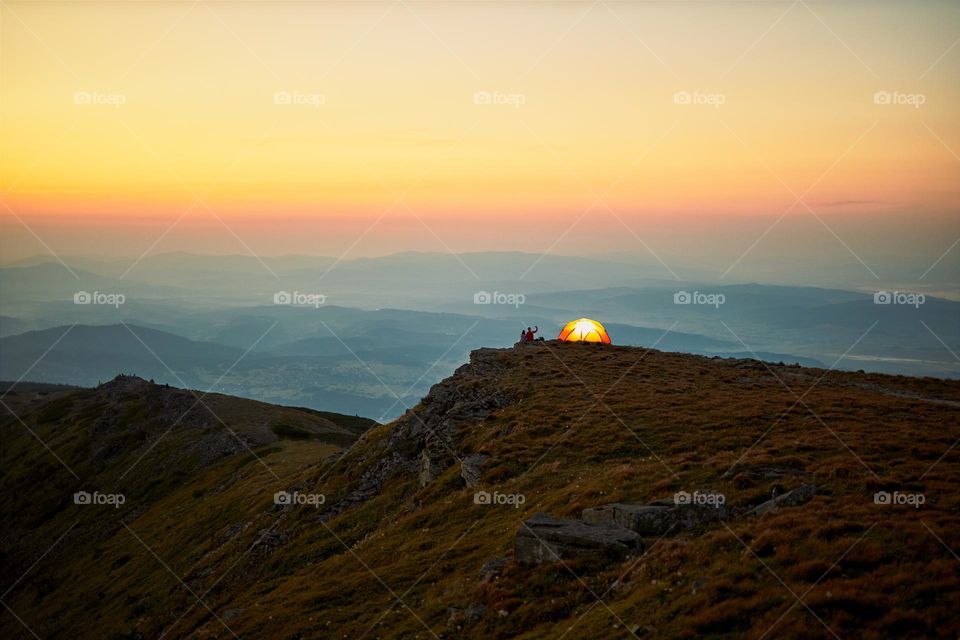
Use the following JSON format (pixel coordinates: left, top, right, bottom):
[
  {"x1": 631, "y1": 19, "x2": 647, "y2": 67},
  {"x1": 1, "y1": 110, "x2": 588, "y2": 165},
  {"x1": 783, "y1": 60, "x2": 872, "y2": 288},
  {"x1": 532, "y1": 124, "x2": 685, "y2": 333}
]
[{"x1": 558, "y1": 318, "x2": 611, "y2": 344}]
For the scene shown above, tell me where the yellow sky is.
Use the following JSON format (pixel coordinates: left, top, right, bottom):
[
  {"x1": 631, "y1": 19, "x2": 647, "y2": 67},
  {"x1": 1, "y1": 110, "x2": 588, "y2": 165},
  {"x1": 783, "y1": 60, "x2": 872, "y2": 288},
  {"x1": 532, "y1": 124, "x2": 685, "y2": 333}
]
[{"x1": 1, "y1": 1, "x2": 958, "y2": 258}]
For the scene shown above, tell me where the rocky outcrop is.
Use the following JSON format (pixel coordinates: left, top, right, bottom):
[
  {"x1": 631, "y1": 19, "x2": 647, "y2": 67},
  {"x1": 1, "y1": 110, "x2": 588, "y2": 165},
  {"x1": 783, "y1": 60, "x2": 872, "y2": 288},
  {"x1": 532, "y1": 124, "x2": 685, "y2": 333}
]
[
  {"x1": 321, "y1": 452, "x2": 417, "y2": 521},
  {"x1": 582, "y1": 500, "x2": 726, "y2": 535},
  {"x1": 391, "y1": 350, "x2": 513, "y2": 489},
  {"x1": 88, "y1": 376, "x2": 255, "y2": 467},
  {"x1": 515, "y1": 512, "x2": 642, "y2": 565},
  {"x1": 751, "y1": 484, "x2": 816, "y2": 517},
  {"x1": 324, "y1": 349, "x2": 516, "y2": 518},
  {"x1": 97, "y1": 374, "x2": 154, "y2": 402}
]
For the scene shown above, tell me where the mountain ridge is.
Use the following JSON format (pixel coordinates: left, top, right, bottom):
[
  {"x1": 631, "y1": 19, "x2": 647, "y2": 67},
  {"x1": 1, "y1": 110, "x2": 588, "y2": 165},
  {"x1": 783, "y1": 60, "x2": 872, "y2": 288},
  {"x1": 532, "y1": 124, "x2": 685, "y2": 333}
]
[{"x1": 2, "y1": 342, "x2": 958, "y2": 638}]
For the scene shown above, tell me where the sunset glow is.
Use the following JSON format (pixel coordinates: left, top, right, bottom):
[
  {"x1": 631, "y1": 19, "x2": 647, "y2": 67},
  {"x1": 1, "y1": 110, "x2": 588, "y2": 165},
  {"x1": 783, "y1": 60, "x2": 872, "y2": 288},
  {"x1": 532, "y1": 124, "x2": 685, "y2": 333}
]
[{"x1": 1, "y1": 2, "x2": 958, "y2": 261}]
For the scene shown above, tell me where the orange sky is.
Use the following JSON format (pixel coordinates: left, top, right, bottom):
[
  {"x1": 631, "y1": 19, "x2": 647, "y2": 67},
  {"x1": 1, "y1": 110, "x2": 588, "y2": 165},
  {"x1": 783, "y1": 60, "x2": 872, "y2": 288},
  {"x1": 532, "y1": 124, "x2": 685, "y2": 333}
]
[{"x1": 1, "y1": 1, "x2": 958, "y2": 261}]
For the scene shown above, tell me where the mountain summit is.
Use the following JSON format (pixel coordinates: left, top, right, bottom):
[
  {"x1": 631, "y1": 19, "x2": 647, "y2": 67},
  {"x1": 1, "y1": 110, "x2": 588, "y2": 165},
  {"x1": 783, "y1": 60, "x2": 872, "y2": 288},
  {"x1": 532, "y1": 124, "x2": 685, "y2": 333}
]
[{"x1": 2, "y1": 344, "x2": 959, "y2": 638}]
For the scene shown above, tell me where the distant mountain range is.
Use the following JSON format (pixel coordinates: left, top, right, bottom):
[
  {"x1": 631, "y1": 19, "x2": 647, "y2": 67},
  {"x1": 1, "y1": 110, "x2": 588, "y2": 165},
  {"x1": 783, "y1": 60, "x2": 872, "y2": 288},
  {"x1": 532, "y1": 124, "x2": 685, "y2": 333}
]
[
  {"x1": 2, "y1": 318, "x2": 790, "y2": 420},
  {"x1": 1, "y1": 253, "x2": 957, "y2": 421}
]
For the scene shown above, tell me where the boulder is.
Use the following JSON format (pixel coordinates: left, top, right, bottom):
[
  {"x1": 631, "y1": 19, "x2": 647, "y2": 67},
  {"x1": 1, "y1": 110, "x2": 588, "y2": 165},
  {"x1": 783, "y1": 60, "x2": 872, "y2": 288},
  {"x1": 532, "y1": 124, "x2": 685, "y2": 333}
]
[
  {"x1": 582, "y1": 501, "x2": 725, "y2": 535},
  {"x1": 515, "y1": 512, "x2": 641, "y2": 565},
  {"x1": 751, "y1": 484, "x2": 816, "y2": 517}
]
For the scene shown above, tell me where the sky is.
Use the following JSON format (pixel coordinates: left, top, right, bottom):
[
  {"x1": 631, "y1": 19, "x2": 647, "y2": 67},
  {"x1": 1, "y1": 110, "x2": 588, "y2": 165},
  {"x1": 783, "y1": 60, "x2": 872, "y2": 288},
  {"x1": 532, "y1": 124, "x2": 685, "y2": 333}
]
[{"x1": 1, "y1": 1, "x2": 958, "y2": 274}]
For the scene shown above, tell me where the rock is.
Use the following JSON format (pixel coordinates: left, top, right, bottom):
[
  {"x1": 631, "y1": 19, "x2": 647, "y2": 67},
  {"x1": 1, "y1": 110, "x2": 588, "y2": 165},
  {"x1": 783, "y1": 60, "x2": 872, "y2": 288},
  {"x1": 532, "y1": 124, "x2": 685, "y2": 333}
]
[
  {"x1": 446, "y1": 607, "x2": 463, "y2": 630},
  {"x1": 222, "y1": 608, "x2": 243, "y2": 622},
  {"x1": 321, "y1": 452, "x2": 417, "y2": 521},
  {"x1": 461, "y1": 453, "x2": 488, "y2": 488},
  {"x1": 647, "y1": 498, "x2": 676, "y2": 507},
  {"x1": 582, "y1": 501, "x2": 725, "y2": 535},
  {"x1": 751, "y1": 484, "x2": 816, "y2": 517},
  {"x1": 465, "y1": 603, "x2": 485, "y2": 622},
  {"x1": 726, "y1": 358, "x2": 766, "y2": 371},
  {"x1": 723, "y1": 463, "x2": 806, "y2": 480},
  {"x1": 447, "y1": 604, "x2": 485, "y2": 629},
  {"x1": 325, "y1": 349, "x2": 516, "y2": 514},
  {"x1": 515, "y1": 512, "x2": 642, "y2": 565},
  {"x1": 582, "y1": 504, "x2": 672, "y2": 535},
  {"x1": 478, "y1": 556, "x2": 509, "y2": 580},
  {"x1": 419, "y1": 449, "x2": 446, "y2": 486},
  {"x1": 250, "y1": 527, "x2": 289, "y2": 557}
]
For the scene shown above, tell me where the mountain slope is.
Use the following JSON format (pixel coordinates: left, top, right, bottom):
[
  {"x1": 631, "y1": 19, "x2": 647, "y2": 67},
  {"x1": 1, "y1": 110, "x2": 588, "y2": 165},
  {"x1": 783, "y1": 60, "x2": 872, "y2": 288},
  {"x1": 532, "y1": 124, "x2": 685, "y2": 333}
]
[
  {"x1": 1, "y1": 345, "x2": 959, "y2": 639},
  {"x1": 0, "y1": 375, "x2": 376, "y2": 638}
]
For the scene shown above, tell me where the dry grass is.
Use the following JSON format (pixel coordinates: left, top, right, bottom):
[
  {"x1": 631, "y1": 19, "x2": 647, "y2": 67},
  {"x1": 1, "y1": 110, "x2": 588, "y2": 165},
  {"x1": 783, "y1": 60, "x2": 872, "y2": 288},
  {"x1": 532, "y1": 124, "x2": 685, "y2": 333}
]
[{"x1": 2, "y1": 344, "x2": 959, "y2": 639}]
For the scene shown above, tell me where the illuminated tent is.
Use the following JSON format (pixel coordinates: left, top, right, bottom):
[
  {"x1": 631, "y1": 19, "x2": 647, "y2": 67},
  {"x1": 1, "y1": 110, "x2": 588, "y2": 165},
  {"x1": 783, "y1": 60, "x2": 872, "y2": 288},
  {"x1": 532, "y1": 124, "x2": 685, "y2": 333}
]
[{"x1": 558, "y1": 318, "x2": 611, "y2": 344}]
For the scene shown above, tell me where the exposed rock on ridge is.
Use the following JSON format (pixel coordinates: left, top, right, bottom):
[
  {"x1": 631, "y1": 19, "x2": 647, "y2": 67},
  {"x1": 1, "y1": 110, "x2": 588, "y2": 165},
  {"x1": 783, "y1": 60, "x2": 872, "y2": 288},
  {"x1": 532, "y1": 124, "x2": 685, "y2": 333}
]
[{"x1": 323, "y1": 348, "x2": 516, "y2": 519}]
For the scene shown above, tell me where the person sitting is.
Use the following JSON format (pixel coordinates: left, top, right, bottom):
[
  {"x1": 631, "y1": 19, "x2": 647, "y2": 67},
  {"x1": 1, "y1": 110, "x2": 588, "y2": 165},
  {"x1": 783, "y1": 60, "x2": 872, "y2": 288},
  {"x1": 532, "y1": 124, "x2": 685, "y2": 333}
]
[
  {"x1": 520, "y1": 329, "x2": 527, "y2": 343},
  {"x1": 525, "y1": 325, "x2": 538, "y2": 342}
]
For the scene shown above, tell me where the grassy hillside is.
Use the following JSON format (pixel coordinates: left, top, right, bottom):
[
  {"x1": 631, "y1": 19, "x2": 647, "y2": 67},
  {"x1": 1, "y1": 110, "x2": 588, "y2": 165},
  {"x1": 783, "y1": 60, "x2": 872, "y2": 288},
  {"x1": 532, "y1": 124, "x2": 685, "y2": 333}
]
[
  {"x1": 0, "y1": 375, "x2": 375, "y2": 638},
  {"x1": 2, "y1": 345, "x2": 958, "y2": 639}
]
